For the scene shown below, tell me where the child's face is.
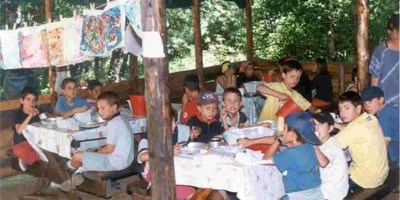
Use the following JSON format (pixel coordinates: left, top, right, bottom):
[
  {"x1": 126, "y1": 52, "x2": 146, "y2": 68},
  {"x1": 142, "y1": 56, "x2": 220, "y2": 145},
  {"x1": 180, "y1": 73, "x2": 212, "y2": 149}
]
[
  {"x1": 282, "y1": 70, "x2": 302, "y2": 89},
  {"x1": 88, "y1": 86, "x2": 102, "y2": 100},
  {"x1": 222, "y1": 92, "x2": 242, "y2": 114},
  {"x1": 197, "y1": 103, "x2": 218, "y2": 121},
  {"x1": 338, "y1": 101, "x2": 362, "y2": 123},
  {"x1": 97, "y1": 99, "x2": 117, "y2": 120},
  {"x1": 245, "y1": 65, "x2": 255, "y2": 77},
  {"x1": 363, "y1": 97, "x2": 384, "y2": 115},
  {"x1": 62, "y1": 82, "x2": 78, "y2": 98},
  {"x1": 20, "y1": 94, "x2": 37, "y2": 111},
  {"x1": 313, "y1": 119, "x2": 331, "y2": 140},
  {"x1": 281, "y1": 125, "x2": 295, "y2": 144}
]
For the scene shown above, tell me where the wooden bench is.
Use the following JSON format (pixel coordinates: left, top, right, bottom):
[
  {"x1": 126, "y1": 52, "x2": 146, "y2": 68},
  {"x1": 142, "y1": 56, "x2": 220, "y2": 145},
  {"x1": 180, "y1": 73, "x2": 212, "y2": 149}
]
[{"x1": 78, "y1": 159, "x2": 140, "y2": 199}]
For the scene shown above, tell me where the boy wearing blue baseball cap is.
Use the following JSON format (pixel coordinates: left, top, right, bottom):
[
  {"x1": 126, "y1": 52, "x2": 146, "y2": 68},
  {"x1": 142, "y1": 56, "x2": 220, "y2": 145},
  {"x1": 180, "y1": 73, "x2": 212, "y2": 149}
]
[
  {"x1": 361, "y1": 86, "x2": 399, "y2": 166},
  {"x1": 264, "y1": 112, "x2": 324, "y2": 199}
]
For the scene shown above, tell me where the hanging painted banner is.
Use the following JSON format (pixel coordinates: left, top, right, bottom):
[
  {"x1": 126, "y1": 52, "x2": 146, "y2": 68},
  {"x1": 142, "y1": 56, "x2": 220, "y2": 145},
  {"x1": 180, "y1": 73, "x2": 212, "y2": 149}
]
[
  {"x1": 47, "y1": 22, "x2": 66, "y2": 66},
  {"x1": 81, "y1": 4, "x2": 125, "y2": 57},
  {"x1": 124, "y1": 0, "x2": 142, "y2": 37},
  {"x1": 19, "y1": 26, "x2": 50, "y2": 68},
  {"x1": 62, "y1": 16, "x2": 93, "y2": 66},
  {"x1": 0, "y1": 30, "x2": 21, "y2": 69}
]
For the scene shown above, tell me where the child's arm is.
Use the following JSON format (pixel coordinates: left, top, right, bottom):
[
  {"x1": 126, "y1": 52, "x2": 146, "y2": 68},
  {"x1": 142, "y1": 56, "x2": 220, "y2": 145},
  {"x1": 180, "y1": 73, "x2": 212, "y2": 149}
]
[
  {"x1": 237, "y1": 136, "x2": 275, "y2": 147},
  {"x1": 15, "y1": 108, "x2": 39, "y2": 134},
  {"x1": 58, "y1": 106, "x2": 88, "y2": 117},
  {"x1": 263, "y1": 136, "x2": 281, "y2": 160},
  {"x1": 220, "y1": 108, "x2": 229, "y2": 130},
  {"x1": 256, "y1": 84, "x2": 289, "y2": 101},
  {"x1": 96, "y1": 144, "x2": 115, "y2": 154},
  {"x1": 139, "y1": 152, "x2": 150, "y2": 162},
  {"x1": 314, "y1": 146, "x2": 329, "y2": 168}
]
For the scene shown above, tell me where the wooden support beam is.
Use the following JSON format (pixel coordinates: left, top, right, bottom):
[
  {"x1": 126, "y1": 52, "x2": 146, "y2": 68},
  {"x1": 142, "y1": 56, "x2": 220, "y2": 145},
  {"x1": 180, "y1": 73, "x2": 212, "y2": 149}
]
[
  {"x1": 339, "y1": 64, "x2": 345, "y2": 94},
  {"x1": 140, "y1": 0, "x2": 176, "y2": 199},
  {"x1": 245, "y1": 0, "x2": 253, "y2": 61},
  {"x1": 356, "y1": 0, "x2": 369, "y2": 92},
  {"x1": 192, "y1": 0, "x2": 205, "y2": 87},
  {"x1": 129, "y1": 53, "x2": 140, "y2": 94}
]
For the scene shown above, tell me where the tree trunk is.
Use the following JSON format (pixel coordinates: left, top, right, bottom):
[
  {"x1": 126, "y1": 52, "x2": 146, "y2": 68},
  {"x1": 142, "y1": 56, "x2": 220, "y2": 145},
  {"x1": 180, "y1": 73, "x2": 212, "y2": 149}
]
[
  {"x1": 245, "y1": 0, "x2": 253, "y2": 61},
  {"x1": 140, "y1": 0, "x2": 176, "y2": 199},
  {"x1": 356, "y1": 0, "x2": 369, "y2": 92},
  {"x1": 192, "y1": 0, "x2": 205, "y2": 88}
]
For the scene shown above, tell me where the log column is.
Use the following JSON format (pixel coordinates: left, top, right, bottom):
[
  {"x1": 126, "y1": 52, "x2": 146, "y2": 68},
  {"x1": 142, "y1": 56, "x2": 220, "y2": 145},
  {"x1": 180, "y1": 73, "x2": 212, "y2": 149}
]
[
  {"x1": 245, "y1": 0, "x2": 253, "y2": 61},
  {"x1": 140, "y1": 0, "x2": 176, "y2": 199},
  {"x1": 192, "y1": 0, "x2": 204, "y2": 87},
  {"x1": 356, "y1": 0, "x2": 369, "y2": 92}
]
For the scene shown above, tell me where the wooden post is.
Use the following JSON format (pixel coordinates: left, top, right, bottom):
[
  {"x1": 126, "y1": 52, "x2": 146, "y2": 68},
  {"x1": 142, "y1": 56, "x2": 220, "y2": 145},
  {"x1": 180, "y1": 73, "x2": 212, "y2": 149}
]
[
  {"x1": 45, "y1": 0, "x2": 57, "y2": 109},
  {"x1": 192, "y1": 0, "x2": 204, "y2": 87},
  {"x1": 94, "y1": 57, "x2": 100, "y2": 80},
  {"x1": 140, "y1": 0, "x2": 176, "y2": 199},
  {"x1": 356, "y1": 0, "x2": 369, "y2": 92},
  {"x1": 339, "y1": 64, "x2": 345, "y2": 93},
  {"x1": 245, "y1": 0, "x2": 253, "y2": 61},
  {"x1": 129, "y1": 53, "x2": 139, "y2": 94}
]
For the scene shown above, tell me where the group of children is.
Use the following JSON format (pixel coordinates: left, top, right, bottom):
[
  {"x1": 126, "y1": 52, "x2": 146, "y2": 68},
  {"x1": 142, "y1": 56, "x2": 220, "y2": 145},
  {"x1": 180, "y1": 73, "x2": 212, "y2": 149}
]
[{"x1": 12, "y1": 55, "x2": 398, "y2": 199}]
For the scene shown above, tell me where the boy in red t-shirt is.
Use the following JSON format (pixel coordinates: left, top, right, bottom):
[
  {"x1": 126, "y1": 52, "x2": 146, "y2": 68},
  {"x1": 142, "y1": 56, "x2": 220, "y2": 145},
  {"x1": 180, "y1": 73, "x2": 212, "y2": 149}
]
[{"x1": 180, "y1": 74, "x2": 201, "y2": 124}]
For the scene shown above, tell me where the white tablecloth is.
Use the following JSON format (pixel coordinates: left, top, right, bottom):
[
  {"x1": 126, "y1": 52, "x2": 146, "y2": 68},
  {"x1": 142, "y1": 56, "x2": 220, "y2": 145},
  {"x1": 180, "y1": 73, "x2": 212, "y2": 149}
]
[{"x1": 175, "y1": 146, "x2": 285, "y2": 200}]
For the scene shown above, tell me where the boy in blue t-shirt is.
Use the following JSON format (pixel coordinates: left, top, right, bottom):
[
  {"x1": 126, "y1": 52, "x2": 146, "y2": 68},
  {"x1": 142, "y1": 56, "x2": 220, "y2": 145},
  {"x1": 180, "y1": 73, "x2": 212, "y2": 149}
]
[
  {"x1": 361, "y1": 86, "x2": 399, "y2": 166},
  {"x1": 264, "y1": 112, "x2": 323, "y2": 199},
  {"x1": 55, "y1": 78, "x2": 92, "y2": 117}
]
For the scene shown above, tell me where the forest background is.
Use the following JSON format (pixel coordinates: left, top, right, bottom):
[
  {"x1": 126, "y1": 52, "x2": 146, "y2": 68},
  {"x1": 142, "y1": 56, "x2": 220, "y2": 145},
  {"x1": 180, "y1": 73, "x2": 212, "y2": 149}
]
[{"x1": 0, "y1": 0, "x2": 398, "y2": 99}]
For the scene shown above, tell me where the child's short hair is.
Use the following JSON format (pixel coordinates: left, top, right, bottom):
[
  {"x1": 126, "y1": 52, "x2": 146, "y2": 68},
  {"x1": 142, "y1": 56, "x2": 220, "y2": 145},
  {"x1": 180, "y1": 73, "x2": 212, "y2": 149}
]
[
  {"x1": 61, "y1": 78, "x2": 77, "y2": 89},
  {"x1": 87, "y1": 80, "x2": 102, "y2": 90},
  {"x1": 183, "y1": 74, "x2": 200, "y2": 92},
  {"x1": 339, "y1": 91, "x2": 362, "y2": 107},
  {"x1": 387, "y1": 14, "x2": 399, "y2": 31},
  {"x1": 98, "y1": 91, "x2": 120, "y2": 107},
  {"x1": 223, "y1": 87, "x2": 242, "y2": 101},
  {"x1": 281, "y1": 59, "x2": 303, "y2": 74},
  {"x1": 20, "y1": 87, "x2": 38, "y2": 100},
  {"x1": 351, "y1": 67, "x2": 357, "y2": 83},
  {"x1": 315, "y1": 57, "x2": 328, "y2": 74}
]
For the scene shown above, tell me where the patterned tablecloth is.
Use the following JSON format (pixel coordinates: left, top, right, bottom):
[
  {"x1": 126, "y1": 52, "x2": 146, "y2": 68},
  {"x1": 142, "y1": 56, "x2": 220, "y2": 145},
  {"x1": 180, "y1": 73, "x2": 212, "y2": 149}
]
[
  {"x1": 23, "y1": 115, "x2": 146, "y2": 159},
  {"x1": 174, "y1": 146, "x2": 285, "y2": 200}
]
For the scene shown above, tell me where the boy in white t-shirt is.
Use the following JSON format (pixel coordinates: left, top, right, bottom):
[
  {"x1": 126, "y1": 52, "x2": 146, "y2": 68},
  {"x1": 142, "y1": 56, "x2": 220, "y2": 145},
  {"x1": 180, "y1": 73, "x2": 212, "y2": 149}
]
[{"x1": 313, "y1": 111, "x2": 349, "y2": 200}]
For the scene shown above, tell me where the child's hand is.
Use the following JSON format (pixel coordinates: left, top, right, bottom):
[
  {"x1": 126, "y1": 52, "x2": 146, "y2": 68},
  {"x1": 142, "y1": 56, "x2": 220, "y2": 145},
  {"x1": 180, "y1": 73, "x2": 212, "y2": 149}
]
[
  {"x1": 29, "y1": 108, "x2": 39, "y2": 117},
  {"x1": 173, "y1": 145, "x2": 181, "y2": 156},
  {"x1": 277, "y1": 93, "x2": 289, "y2": 102},
  {"x1": 220, "y1": 108, "x2": 228, "y2": 122},
  {"x1": 237, "y1": 138, "x2": 252, "y2": 147},
  {"x1": 189, "y1": 127, "x2": 201, "y2": 140},
  {"x1": 74, "y1": 106, "x2": 88, "y2": 114},
  {"x1": 258, "y1": 122, "x2": 271, "y2": 128}
]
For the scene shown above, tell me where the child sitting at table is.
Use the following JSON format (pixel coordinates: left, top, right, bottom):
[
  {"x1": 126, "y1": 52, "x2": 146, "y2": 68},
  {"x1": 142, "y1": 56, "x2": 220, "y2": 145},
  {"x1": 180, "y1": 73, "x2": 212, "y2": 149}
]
[
  {"x1": 137, "y1": 108, "x2": 196, "y2": 200},
  {"x1": 334, "y1": 91, "x2": 388, "y2": 191},
  {"x1": 215, "y1": 61, "x2": 237, "y2": 94},
  {"x1": 361, "y1": 86, "x2": 399, "y2": 167},
  {"x1": 64, "y1": 91, "x2": 134, "y2": 191},
  {"x1": 237, "y1": 62, "x2": 261, "y2": 88},
  {"x1": 188, "y1": 91, "x2": 225, "y2": 143},
  {"x1": 312, "y1": 111, "x2": 349, "y2": 200},
  {"x1": 257, "y1": 59, "x2": 313, "y2": 121},
  {"x1": 86, "y1": 80, "x2": 103, "y2": 107},
  {"x1": 219, "y1": 87, "x2": 248, "y2": 129},
  {"x1": 264, "y1": 112, "x2": 324, "y2": 199},
  {"x1": 55, "y1": 78, "x2": 93, "y2": 117},
  {"x1": 12, "y1": 87, "x2": 42, "y2": 171},
  {"x1": 181, "y1": 74, "x2": 201, "y2": 124}
]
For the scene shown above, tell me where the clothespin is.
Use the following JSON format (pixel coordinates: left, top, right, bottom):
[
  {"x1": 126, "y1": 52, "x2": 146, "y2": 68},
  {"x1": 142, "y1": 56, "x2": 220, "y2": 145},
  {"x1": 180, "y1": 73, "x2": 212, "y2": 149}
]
[
  {"x1": 33, "y1": 21, "x2": 37, "y2": 26},
  {"x1": 106, "y1": 0, "x2": 110, "y2": 3},
  {"x1": 47, "y1": 17, "x2": 52, "y2": 23},
  {"x1": 12, "y1": 23, "x2": 16, "y2": 30},
  {"x1": 73, "y1": 10, "x2": 77, "y2": 18},
  {"x1": 90, "y1": 3, "x2": 95, "y2": 10},
  {"x1": 59, "y1": 15, "x2": 63, "y2": 20},
  {"x1": 5, "y1": 24, "x2": 8, "y2": 30},
  {"x1": 23, "y1": 22, "x2": 27, "y2": 27}
]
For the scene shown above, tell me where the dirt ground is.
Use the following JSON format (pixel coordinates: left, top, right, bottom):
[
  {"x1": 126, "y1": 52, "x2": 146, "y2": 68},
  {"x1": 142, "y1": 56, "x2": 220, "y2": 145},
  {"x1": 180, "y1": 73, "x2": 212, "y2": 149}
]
[{"x1": 0, "y1": 173, "x2": 138, "y2": 200}]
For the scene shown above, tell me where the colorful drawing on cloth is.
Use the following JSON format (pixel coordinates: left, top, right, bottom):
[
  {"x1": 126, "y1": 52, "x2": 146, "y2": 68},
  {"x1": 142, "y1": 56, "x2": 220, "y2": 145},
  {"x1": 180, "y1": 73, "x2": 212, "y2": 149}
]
[
  {"x1": 0, "y1": 30, "x2": 21, "y2": 69},
  {"x1": 47, "y1": 22, "x2": 66, "y2": 66},
  {"x1": 125, "y1": 0, "x2": 141, "y2": 37},
  {"x1": 19, "y1": 26, "x2": 50, "y2": 68},
  {"x1": 62, "y1": 16, "x2": 93, "y2": 66},
  {"x1": 81, "y1": 4, "x2": 125, "y2": 57}
]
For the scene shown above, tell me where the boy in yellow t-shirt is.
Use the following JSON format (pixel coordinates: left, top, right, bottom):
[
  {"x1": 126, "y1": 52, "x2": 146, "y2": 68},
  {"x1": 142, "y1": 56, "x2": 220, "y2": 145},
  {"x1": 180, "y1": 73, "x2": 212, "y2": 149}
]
[
  {"x1": 257, "y1": 59, "x2": 312, "y2": 121},
  {"x1": 334, "y1": 91, "x2": 388, "y2": 190}
]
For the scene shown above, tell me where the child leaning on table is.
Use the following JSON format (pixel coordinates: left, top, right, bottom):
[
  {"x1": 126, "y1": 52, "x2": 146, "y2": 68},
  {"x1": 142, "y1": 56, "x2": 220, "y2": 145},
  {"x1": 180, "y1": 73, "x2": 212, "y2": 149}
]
[
  {"x1": 12, "y1": 87, "x2": 42, "y2": 171},
  {"x1": 218, "y1": 87, "x2": 248, "y2": 129},
  {"x1": 312, "y1": 111, "x2": 349, "y2": 200},
  {"x1": 263, "y1": 112, "x2": 324, "y2": 200},
  {"x1": 55, "y1": 77, "x2": 93, "y2": 117},
  {"x1": 187, "y1": 91, "x2": 225, "y2": 143},
  {"x1": 257, "y1": 59, "x2": 314, "y2": 121},
  {"x1": 137, "y1": 108, "x2": 196, "y2": 200}
]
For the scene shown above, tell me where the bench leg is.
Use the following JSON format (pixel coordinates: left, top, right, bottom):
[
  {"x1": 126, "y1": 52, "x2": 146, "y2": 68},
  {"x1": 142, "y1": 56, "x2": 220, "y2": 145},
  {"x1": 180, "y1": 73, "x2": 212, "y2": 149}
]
[
  {"x1": 77, "y1": 179, "x2": 113, "y2": 199},
  {"x1": 32, "y1": 177, "x2": 51, "y2": 196}
]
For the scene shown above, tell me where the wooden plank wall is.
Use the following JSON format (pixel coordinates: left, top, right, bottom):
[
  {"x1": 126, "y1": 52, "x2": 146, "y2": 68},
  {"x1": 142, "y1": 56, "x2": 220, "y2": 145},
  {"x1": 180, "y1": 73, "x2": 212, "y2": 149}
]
[{"x1": 0, "y1": 59, "x2": 354, "y2": 177}]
